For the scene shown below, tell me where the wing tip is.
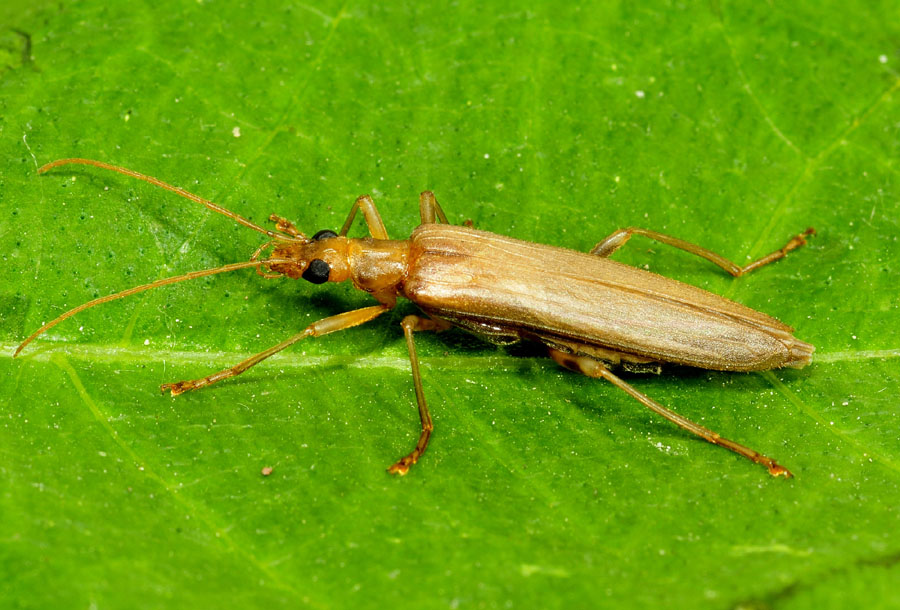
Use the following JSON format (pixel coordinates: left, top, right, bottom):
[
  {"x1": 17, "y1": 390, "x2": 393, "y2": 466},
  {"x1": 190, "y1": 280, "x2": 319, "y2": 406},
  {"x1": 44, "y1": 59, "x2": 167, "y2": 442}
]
[{"x1": 784, "y1": 338, "x2": 815, "y2": 368}]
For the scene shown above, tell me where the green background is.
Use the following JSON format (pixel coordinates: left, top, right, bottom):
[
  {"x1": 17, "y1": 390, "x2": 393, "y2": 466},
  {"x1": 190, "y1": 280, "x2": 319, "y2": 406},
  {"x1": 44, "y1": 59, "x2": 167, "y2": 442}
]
[{"x1": 2, "y1": 1, "x2": 899, "y2": 608}]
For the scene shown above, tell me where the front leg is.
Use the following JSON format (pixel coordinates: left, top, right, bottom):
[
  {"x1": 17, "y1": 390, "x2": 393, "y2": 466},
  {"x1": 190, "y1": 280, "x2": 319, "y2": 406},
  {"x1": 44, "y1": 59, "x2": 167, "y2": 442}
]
[
  {"x1": 339, "y1": 195, "x2": 389, "y2": 239},
  {"x1": 268, "y1": 214, "x2": 304, "y2": 238},
  {"x1": 162, "y1": 305, "x2": 389, "y2": 395}
]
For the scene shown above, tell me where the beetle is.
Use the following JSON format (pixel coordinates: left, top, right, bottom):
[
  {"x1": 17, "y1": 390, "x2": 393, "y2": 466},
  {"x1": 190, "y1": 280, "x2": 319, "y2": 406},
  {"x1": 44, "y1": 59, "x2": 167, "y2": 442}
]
[{"x1": 16, "y1": 158, "x2": 815, "y2": 477}]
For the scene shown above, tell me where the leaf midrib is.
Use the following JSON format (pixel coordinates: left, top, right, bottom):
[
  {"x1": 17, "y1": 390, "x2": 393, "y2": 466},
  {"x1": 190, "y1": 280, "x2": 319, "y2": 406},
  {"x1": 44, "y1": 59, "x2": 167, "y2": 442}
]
[{"x1": 3, "y1": 341, "x2": 895, "y2": 367}]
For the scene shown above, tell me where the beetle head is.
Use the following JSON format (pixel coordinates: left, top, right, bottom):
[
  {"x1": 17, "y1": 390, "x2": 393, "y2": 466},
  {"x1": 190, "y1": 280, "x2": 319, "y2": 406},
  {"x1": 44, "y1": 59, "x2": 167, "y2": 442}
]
[{"x1": 267, "y1": 229, "x2": 352, "y2": 284}]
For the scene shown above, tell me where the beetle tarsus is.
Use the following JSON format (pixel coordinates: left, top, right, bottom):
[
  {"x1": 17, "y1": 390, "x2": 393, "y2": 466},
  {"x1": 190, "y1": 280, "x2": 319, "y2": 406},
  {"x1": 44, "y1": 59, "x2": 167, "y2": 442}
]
[
  {"x1": 764, "y1": 461, "x2": 793, "y2": 478},
  {"x1": 161, "y1": 381, "x2": 192, "y2": 396},
  {"x1": 782, "y1": 227, "x2": 816, "y2": 255},
  {"x1": 387, "y1": 458, "x2": 413, "y2": 476},
  {"x1": 269, "y1": 213, "x2": 303, "y2": 238}
]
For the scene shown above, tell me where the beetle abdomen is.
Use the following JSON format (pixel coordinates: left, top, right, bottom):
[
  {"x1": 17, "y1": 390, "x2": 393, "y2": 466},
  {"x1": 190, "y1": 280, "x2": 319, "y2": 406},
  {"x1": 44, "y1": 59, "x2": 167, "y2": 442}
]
[{"x1": 403, "y1": 224, "x2": 813, "y2": 372}]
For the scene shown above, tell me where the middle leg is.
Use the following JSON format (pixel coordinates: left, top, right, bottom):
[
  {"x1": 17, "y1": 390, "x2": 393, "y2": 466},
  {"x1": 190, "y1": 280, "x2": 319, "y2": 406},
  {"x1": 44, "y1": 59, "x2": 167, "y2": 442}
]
[
  {"x1": 418, "y1": 191, "x2": 450, "y2": 224},
  {"x1": 388, "y1": 314, "x2": 452, "y2": 475}
]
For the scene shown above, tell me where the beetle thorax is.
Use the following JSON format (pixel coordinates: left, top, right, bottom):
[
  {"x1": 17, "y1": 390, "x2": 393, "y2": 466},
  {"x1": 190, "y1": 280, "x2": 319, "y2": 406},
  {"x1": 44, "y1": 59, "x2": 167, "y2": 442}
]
[{"x1": 347, "y1": 237, "x2": 411, "y2": 295}]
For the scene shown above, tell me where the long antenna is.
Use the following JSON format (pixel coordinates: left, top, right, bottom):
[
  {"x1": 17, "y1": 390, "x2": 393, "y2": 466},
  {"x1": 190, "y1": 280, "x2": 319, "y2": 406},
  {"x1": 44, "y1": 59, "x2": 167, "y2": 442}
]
[
  {"x1": 14, "y1": 258, "x2": 291, "y2": 357},
  {"x1": 38, "y1": 158, "x2": 304, "y2": 242}
]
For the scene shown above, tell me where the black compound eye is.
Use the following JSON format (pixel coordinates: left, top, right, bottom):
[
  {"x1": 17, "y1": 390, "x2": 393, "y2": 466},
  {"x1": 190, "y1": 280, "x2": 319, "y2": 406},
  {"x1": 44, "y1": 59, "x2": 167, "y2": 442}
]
[
  {"x1": 302, "y1": 259, "x2": 331, "y2": 284},
  {"x1": 311, "y1": 229, "x2": 338, "y2": 241}
]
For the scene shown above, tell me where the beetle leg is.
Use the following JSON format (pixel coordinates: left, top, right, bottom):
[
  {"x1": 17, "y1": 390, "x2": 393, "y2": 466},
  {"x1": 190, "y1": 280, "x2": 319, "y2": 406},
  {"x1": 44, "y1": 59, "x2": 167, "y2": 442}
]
[
  {"x1": 250, "y1": 241, "x2": 284, "y2": 279},
  {"x1": 339, "y1": 195, "x2": 389, "y2": 239},
  {"x1": 590, "y1": 227, "x2": 815, "y2": 277},
  {"x1": 268, "y1": 214, "x2": 303, "y2": 238},
  {"x1": 388, "y1": 314, "x2": 453, "y2": 475},
  {"x1": 418, "y1": 191, "x2": 451, "y2": 224},
  {"x1": 161, "y1": 304, "x2": 390, "y2": 396},
  {"x1": 548, "y1": 348, "x2": 793, "y2": 478}
]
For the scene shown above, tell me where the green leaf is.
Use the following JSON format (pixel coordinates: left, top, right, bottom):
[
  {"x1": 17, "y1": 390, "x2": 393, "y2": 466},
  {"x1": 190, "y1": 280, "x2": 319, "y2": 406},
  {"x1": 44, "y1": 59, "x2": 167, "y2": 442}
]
[{"x1": 2, "y1": 1, "x2": 899, "y2": 608}]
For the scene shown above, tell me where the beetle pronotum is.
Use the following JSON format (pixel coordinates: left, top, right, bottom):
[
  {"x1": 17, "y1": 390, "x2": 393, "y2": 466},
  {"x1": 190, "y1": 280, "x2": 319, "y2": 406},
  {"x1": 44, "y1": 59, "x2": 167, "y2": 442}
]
[{"x1": 17, "y1": 159, "x2": 815, "y2": 477}]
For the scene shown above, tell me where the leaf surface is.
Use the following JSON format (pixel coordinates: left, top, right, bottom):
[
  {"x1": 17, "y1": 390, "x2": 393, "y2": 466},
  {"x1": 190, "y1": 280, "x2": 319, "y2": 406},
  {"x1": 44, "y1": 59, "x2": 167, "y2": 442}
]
[{"x1": 1, "y1": 1, "x2": 899, "y2": 608}]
